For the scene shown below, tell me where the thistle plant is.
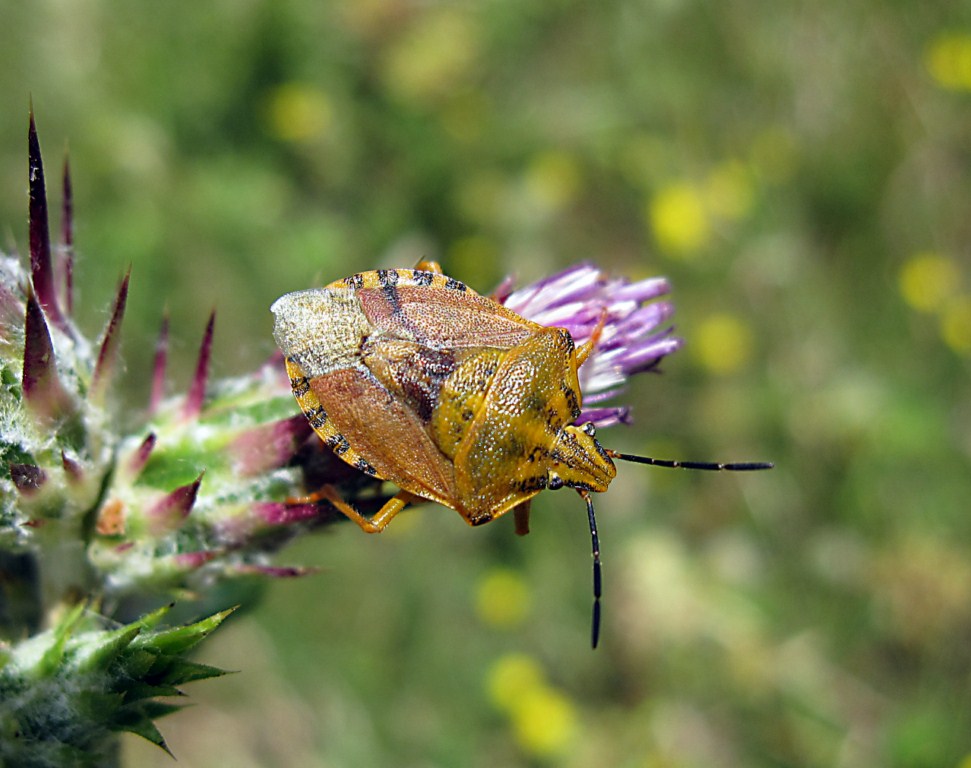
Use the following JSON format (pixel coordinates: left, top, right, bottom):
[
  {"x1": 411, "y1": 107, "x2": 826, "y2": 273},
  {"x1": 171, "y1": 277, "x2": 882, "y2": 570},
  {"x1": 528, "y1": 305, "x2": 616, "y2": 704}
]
[
  {"x1": 0, "y1": 114, "x2": 388, "y2": 766},
  {"x1": 0, "y1": 113, "x2": 680, "y2": 765}
]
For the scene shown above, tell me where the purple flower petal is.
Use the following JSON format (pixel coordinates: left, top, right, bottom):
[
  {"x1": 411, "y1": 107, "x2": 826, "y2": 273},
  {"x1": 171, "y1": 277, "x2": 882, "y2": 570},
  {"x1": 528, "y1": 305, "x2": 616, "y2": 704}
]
[{"x1": 575, "y1": 407, "x2": 633, "y2": 429}]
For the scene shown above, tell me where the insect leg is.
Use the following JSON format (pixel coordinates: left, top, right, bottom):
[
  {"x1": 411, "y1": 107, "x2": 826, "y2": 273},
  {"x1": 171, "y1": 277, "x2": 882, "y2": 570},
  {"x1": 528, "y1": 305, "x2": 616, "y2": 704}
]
[
  {"x1": 575, "y1": 310, "x2": 608, "y2": 367},
  {"x1": 317, "y1": 485, "x2": 417, "y2": 533},
  {"x1": 513, "y1": 500, "x2": 532, "y2": 536},
  {"x1": 412, "y1": 259, "x2": 444, "y2": 274}
]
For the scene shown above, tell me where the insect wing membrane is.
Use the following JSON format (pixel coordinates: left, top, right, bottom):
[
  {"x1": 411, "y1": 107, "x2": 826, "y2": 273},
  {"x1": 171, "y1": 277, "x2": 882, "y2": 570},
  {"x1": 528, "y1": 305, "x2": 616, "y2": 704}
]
[
  {"x1": 304, "y1": 363, "x2": 459, "y2": 506},
  {"x1": 356, "y1": 285, "x2": 539, "y2": 350},
  {"x1": 272, "y1": 277, "x2": 462, "y2": 508}
]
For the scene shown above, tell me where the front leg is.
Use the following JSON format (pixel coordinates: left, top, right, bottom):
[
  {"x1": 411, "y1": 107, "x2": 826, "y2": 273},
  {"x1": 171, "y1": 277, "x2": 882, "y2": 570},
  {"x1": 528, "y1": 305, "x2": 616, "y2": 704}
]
[
  {"x1": 413, "y1": 259, "x2": 444, "y2": 274},
  {"x1": 316, "y1": 486, "x2": 418, "y2": 533},
  {"x1": 513, "y1": 500, "x2": 531, "y2": 536}
]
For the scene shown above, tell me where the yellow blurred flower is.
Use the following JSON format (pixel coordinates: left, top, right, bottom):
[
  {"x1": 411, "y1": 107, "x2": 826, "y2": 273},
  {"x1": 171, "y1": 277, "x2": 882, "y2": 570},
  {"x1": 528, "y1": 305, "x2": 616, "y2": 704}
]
[
  {"x1": 510, "y1": 686, "x2": 578, "y2": 758},
  {"x1": 693, "y1": 313, "x2": 754, "y2": 375},
  {"x1": 485, "y1": 654, "x2": 579, "y2": 759},
  {"x1": 475, "y1": 567, "x2": 531, "y2": 629},
  {"x1": 647, "y1": 182, "x2": 711, "y2": 256},
  {"x1": 262, "y1": 83, "x2": 332, "y2": 143},
  {"x1": 940, "y1": 295, "x2": 971, "y2": 355},
  {"x1": 898, "y1": 251, "x2": 960, "y2": 313},
  {"x1": 486, "y1": 653, "x2": 546, "y2": 711},
  {"x1": 925, "y1": 32, "x2": 971, "y2": 91},
  {"x1": 525, "y1": 150, "x2": 582, "y2": 214}
]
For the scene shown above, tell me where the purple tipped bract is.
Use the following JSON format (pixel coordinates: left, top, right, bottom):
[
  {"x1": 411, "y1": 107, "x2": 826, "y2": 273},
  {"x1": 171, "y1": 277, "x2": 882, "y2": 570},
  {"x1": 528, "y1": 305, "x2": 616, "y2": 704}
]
[
  {"x1": 89, "y1": 269, "x2": 130, "y2": 402},
  {"x1": 148, "y1": 473, "x2": 204, "y2": 535},
  {"x1": 497, "y1": 263, "x2": 681, "y2": 428},
  {"x1": 183, "y1": 312, "x2": 215, "y2": 420}
]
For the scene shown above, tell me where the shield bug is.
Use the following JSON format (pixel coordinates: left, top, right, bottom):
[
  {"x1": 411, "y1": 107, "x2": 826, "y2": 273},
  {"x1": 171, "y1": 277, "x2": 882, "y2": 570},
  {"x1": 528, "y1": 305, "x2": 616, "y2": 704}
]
[{"x1": 271, "y1": 261, "x2": 771, "y2": 647}]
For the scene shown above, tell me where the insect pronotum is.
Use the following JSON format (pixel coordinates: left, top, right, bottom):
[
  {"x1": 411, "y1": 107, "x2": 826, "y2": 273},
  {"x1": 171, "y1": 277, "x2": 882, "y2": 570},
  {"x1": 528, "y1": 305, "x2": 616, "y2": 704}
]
[{"x1": 271, "y1": 262, "x2": 772, "y2": 647}]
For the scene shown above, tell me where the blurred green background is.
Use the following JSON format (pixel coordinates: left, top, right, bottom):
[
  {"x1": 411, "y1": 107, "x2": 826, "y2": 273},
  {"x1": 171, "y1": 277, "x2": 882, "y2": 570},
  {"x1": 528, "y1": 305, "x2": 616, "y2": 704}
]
[{"x1": 4, "y1": 1, "x2": 971, "y2": 766}]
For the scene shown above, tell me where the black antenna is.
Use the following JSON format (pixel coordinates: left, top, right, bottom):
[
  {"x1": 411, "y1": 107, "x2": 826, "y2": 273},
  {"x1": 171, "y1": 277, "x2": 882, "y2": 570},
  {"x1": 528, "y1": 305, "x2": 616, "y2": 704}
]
[
  {"x1": 577, "y1": 489, "x2": 602, "y2": 649},
  {"x1": 580, "y1": 451, "x2": 772, "y2": 649},
  {"x1": 607, "y1": 450, "x2": 774, "y2": 472}
]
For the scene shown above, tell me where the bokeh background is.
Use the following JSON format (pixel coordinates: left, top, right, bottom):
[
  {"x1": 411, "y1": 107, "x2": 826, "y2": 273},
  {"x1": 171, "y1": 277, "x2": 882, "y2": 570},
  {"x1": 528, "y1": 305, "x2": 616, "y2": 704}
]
[{"x1": 3, "y1": 1, "x2": 971, "y2": 766}]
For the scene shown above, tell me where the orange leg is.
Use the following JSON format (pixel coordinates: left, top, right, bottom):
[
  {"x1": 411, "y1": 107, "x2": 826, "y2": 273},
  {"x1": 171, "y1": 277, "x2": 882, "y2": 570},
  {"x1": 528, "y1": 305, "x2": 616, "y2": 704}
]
[
  {"x1": 576, "y1": 310, "x2": 608, "y2": 367},
  {"x1": 298, "y1": 486, "x2": 418, "y2": 533},
  {"x1": 413, "y1": 259, "x2": 444, "y2": 274},
  {"x1": 513, "y1": 500, "x2": 531, "y2": 536}
]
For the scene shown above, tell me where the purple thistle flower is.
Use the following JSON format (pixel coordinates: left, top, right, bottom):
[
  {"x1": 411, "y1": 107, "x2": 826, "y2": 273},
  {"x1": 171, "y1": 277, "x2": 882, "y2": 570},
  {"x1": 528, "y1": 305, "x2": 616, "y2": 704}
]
[{"x1": 497, "y1": 263, "x2": 682, "y2": 428}]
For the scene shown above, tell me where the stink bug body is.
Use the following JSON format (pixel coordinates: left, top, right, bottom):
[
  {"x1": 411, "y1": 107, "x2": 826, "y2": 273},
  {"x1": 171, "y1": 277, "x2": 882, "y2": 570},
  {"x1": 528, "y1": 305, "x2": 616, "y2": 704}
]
[{"x1": 271, "y1": 262, "x2": 771, "y2": 647}]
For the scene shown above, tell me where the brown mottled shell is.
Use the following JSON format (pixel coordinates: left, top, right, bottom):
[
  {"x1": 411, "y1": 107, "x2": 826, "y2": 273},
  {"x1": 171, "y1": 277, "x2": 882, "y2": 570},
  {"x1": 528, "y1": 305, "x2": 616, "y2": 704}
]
[{"x1": 271, "y1": 267, "x2": 615, "y2": 527}]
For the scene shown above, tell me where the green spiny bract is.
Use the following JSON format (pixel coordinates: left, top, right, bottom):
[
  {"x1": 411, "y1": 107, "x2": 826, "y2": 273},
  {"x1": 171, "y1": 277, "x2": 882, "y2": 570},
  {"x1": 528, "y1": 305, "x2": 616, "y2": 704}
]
[
  {"x1": 0, "y1": 604, "x2": 232, "y2": 766},
  {"x1": 0, "y1": 112, "x2": 382, "y2": 762}
]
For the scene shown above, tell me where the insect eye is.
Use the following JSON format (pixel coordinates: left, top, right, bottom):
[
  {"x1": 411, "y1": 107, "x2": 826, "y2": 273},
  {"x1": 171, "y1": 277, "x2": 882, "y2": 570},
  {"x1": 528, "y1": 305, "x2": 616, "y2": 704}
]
[
  {"x1": 548, "y1": 473, "x2": 564, "y2": 490},
  {"x1": 581, "y1": 422, "x2": 596, "y2": 437}
]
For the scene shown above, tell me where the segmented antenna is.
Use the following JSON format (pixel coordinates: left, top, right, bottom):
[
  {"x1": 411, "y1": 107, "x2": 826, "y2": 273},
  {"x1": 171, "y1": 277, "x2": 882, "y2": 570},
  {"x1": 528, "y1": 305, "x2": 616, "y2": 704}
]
[
  {"x1": 580, "y1": 450, "x2": 772, "y2": 649},
  {"x1": 577, "y1": 489, "x2": 602, "y2": 649},
  {"x1": 607, "y1": 451, "x2": 774, "y2": 472}
]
